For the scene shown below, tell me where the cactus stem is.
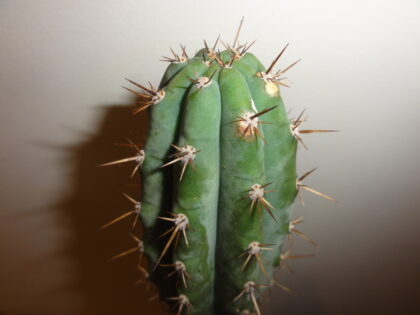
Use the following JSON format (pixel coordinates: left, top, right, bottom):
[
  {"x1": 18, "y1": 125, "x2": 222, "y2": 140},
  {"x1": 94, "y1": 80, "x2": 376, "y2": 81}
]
[
  {"x1": 154, "y1": 214, "x2": 190, "y2": 269},
  {"x1": 161, "y1": 144, "x2": 199, "y2": 181},
  {"x1": 98, "y1": 141, "x2": 144, "y2": 178},
  {"x1": 288, "y1": 217, "x2": 318, "y2": 247},
  {"x1": 108, "y1": 233, "x2": 144, "y2": 263},
  {"x1": 234, "y1": 281, "x2": 266, "y2": 315},
  {"x1": 161, "y1": 261, "x2": 190, "y2": 288},
  {"x1": 280, "y1": 250, "x2": 315, "y2": 274},
  {"x1": 101, "y1": 193, "x2": 141, "y2": 229},
  {"x1": 296, "y1": 168, "x2": 336, "y2": 204},
  {"x1": 166, "y1": 294, "x2": 191, "y2": 315}
]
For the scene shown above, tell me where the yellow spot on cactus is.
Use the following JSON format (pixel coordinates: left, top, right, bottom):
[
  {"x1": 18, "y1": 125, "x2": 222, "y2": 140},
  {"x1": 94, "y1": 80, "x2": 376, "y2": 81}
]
[{"x1": 265, "y1": 81, "x2": 279, "y2": 97}]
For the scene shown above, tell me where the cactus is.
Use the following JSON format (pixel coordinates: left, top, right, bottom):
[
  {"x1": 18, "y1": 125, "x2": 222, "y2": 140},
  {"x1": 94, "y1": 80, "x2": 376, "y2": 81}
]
[{"x1": 100, "y1": 20, "x2": 337, "y2": 315}]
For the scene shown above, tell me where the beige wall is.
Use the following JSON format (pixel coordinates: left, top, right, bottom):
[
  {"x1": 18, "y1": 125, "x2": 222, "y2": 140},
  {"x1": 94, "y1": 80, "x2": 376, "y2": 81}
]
[{"x1": 0, "y1": 1, "x2": 419, "y2": 314}]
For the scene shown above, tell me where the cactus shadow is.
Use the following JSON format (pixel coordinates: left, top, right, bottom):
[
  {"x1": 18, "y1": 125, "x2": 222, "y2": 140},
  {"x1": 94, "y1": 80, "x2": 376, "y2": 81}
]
[{"x1": 58, "y1": 103, "x2": 170, "y2": 315}]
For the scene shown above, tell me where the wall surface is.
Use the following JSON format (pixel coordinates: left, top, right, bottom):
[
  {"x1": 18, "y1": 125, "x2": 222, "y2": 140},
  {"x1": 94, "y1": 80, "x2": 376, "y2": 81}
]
[{"x1": 0, "y1": 1, "x2": 419, "y2": 314}]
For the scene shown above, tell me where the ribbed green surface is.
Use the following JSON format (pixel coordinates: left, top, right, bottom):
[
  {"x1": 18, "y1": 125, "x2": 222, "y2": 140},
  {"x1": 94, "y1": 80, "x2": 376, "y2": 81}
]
[
  {"x1": 234, "y1": 53, "x2": 297, "y2": 272},
  {"x1": 216, "y1": 67, "x2": 265, "y2": 313},
  {"x1": 139, "y1": 49, "x2": 297, "y2": 314},
  {"x1": 173, "y1": 69, "x2": 221, "y2": 314}
]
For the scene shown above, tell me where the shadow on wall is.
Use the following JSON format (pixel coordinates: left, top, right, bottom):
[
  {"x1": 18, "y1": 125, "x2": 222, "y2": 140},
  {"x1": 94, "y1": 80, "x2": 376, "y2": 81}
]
[
  {"x1": 55, "y1": 102, "x2": 326, "y2": 315},
  {"x1": 58, "y1": 103, "x2": 170, "y2": 315}
]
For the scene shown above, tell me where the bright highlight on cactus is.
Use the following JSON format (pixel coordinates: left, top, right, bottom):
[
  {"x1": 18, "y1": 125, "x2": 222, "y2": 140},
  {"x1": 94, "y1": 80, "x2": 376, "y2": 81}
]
[{"x1": 100, "y1": 18, "x2": 337, "y2": 314}]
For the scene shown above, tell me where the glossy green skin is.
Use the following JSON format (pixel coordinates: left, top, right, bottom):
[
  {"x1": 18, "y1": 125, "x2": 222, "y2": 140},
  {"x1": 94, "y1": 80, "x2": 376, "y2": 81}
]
[
  {"x1": 141, "y1": 58, "x2": 209, "y2": 261},
  {"x1": 173, "y1": 68, "x2": 221, "y2": 314},
  {"x1": 234, "y1": 53, "x2": 297, "y2": 270},
  {"x1": 140, "y1": 50, "x2": 297, "y2": 314},
  {"x1": 216, "y1": 67, "x2": 266, "y2": 313}
]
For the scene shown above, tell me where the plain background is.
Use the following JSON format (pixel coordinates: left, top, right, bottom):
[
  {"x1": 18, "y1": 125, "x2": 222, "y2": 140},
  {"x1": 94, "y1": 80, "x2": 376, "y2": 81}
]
[{"x1": 1, "y1": 0, "x2": 419, "y2": 314}]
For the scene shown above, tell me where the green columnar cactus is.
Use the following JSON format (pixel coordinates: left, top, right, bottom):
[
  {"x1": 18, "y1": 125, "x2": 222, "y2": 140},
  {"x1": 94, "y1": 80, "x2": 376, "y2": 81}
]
[{"x1": 100, "y1": 23, "x2": 336, "y2": 315}]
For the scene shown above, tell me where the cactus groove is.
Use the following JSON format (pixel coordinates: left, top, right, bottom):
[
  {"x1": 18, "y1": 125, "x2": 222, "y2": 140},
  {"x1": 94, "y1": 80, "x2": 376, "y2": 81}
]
[{"x1": 100, "y1": 21, "x2": 337, "y2": 315}]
